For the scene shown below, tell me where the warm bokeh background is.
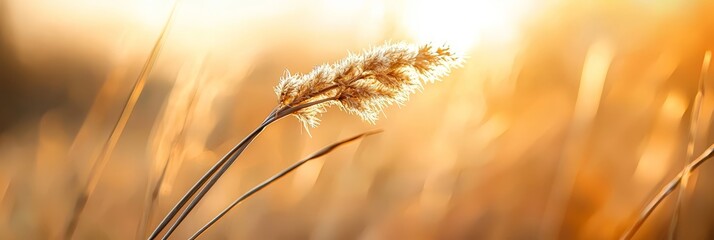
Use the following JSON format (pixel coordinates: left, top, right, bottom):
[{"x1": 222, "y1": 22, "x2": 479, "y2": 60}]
[{"x1": 1, "y1": 0, "x2": 714, "y2": 239}]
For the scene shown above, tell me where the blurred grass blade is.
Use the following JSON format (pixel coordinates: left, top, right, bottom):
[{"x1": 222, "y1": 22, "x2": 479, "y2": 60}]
[
  {"x1": 622, "y1": 143, "x2": 714, "y2": 240},
  {"x1": 540, "y1": 39, "x2": 612, "y2": 239},
  {"x1": 63, "y1": 2, "x2": 179, "y2": 239},
  {"x1": 668, "y1": 51, "x2": 711, "y2": 238},
  {"x1": 188, "y1": 130, "x2": 382, "y2": 240},
  {"x1": 136, "y1": 81, "x2": 201, "y2": 240}
]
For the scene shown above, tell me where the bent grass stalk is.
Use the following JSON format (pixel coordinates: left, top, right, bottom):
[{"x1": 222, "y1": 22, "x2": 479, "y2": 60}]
[
  {"x1": 137, "y1": 81, "x2": 201, "y2": 240},
  {"x1": 667, "y1": 51, "x2": 711, "y2": 238},
  {"x1": 64, "y1": 2, "x2": 178, "y2": 238},
  {"x1": 157, "y1": 101, "x2": 329, "y2": 240},
  {"x1": 189, "y1": 130, "x2": 382, "y2": 239},
  {"x1": 150, "y1": 43, "x2": 462, "y2": 239},
  {"x1": 621, "y1": 143, "x2": 714, "y2": 240}
]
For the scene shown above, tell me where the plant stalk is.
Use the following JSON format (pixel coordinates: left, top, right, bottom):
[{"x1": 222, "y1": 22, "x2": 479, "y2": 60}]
[{"x1": 188, "y1": 130, "x2": 381, "y2": 239}]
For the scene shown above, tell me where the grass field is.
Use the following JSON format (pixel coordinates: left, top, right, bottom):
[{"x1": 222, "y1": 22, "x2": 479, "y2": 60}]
[{"x1": 1, "y1": 0, "x2": 714, "y2": 239}]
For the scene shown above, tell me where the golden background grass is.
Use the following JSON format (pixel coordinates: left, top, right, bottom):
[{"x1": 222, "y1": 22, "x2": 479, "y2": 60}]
[{"x1": 1, "y1": 0, "x2": 714, "y2": 239}]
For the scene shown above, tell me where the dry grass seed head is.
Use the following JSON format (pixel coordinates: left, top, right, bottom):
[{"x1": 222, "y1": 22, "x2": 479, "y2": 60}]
[{"x1": 275, "y1": 42, "x2": 462, "y2": 128}]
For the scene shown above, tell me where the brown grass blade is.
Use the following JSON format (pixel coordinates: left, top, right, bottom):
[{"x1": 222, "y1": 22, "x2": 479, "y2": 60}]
[
  {"x1": 136, "y1": 80, "x2": 201, "y2": 240},
  {"x1": 621, "y1": 143, "x2": 714, "y2": 240},
  {"x1": 157, "y1": 99, "x2": 334, "y2": 239},
  {"x1": 63, "y1": 2, "x2": 179, "y2": 239},
  {"x1": 667, "y1": 51, "x2": 711, "y2": 238},
  {"x1": 188, "y1": 130, "x2": 382, "y2": 240}
]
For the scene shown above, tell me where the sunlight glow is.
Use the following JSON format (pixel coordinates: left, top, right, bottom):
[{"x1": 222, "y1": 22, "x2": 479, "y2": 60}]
[{"x1": 401, "y1": 0, "x2": 534, "y2": 52}]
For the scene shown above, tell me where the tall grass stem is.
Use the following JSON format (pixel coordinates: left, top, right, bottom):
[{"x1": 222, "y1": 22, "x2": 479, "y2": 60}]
[
  {"x1": 188, "y1": 130, "x2": 382, "y2": 239},
  {"x1": 64, "y1": 2, "x2": 178, "y2": 238}
]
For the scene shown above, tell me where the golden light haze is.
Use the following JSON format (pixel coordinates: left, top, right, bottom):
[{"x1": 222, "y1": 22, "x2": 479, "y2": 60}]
[{"x1": 0, "y1": 0, "x2": 713, "y2": 239}]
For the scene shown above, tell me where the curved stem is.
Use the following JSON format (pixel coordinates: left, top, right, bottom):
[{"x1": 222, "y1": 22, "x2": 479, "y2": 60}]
[
  {"x1": 188, "y1": 130, "x2": 382, "y2": 239},
  {"x1": 160, "y1": 118, "x2": 276, "y2": 239},
  {"x1": 155, "y1": 98, "x2": 337, "y2": 239},
  {"x1": 278, "y1": 97, "x2": 338, "y2": 119},
  {"x1": 621, "y1": 144, "x2": 714, "y2": 240},
  {"x1": 148, "y1": 107, "x2": 279, "y2": 239}
]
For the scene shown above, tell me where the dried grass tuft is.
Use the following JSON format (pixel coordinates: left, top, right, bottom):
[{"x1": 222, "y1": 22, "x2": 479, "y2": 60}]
[
  {"x1": 275, "y1": 43, "x2": 462, "y2": 127},
  {"x1": 151, "y1": 43, "x2": 461, "y2": 239}
]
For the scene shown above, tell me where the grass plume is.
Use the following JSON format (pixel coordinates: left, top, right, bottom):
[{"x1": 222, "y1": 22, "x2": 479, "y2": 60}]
[
  {"x1": 276, "y1": 43, "x2": 462, "y2": 127},
  {"x1": 150, "y1": 42, "x2": 462, "y2": 239}
]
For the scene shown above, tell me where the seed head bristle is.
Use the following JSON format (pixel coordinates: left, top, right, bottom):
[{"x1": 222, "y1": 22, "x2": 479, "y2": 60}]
[{"x1": 275, "y1": 42, "x2": 462, "y2": 128}]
